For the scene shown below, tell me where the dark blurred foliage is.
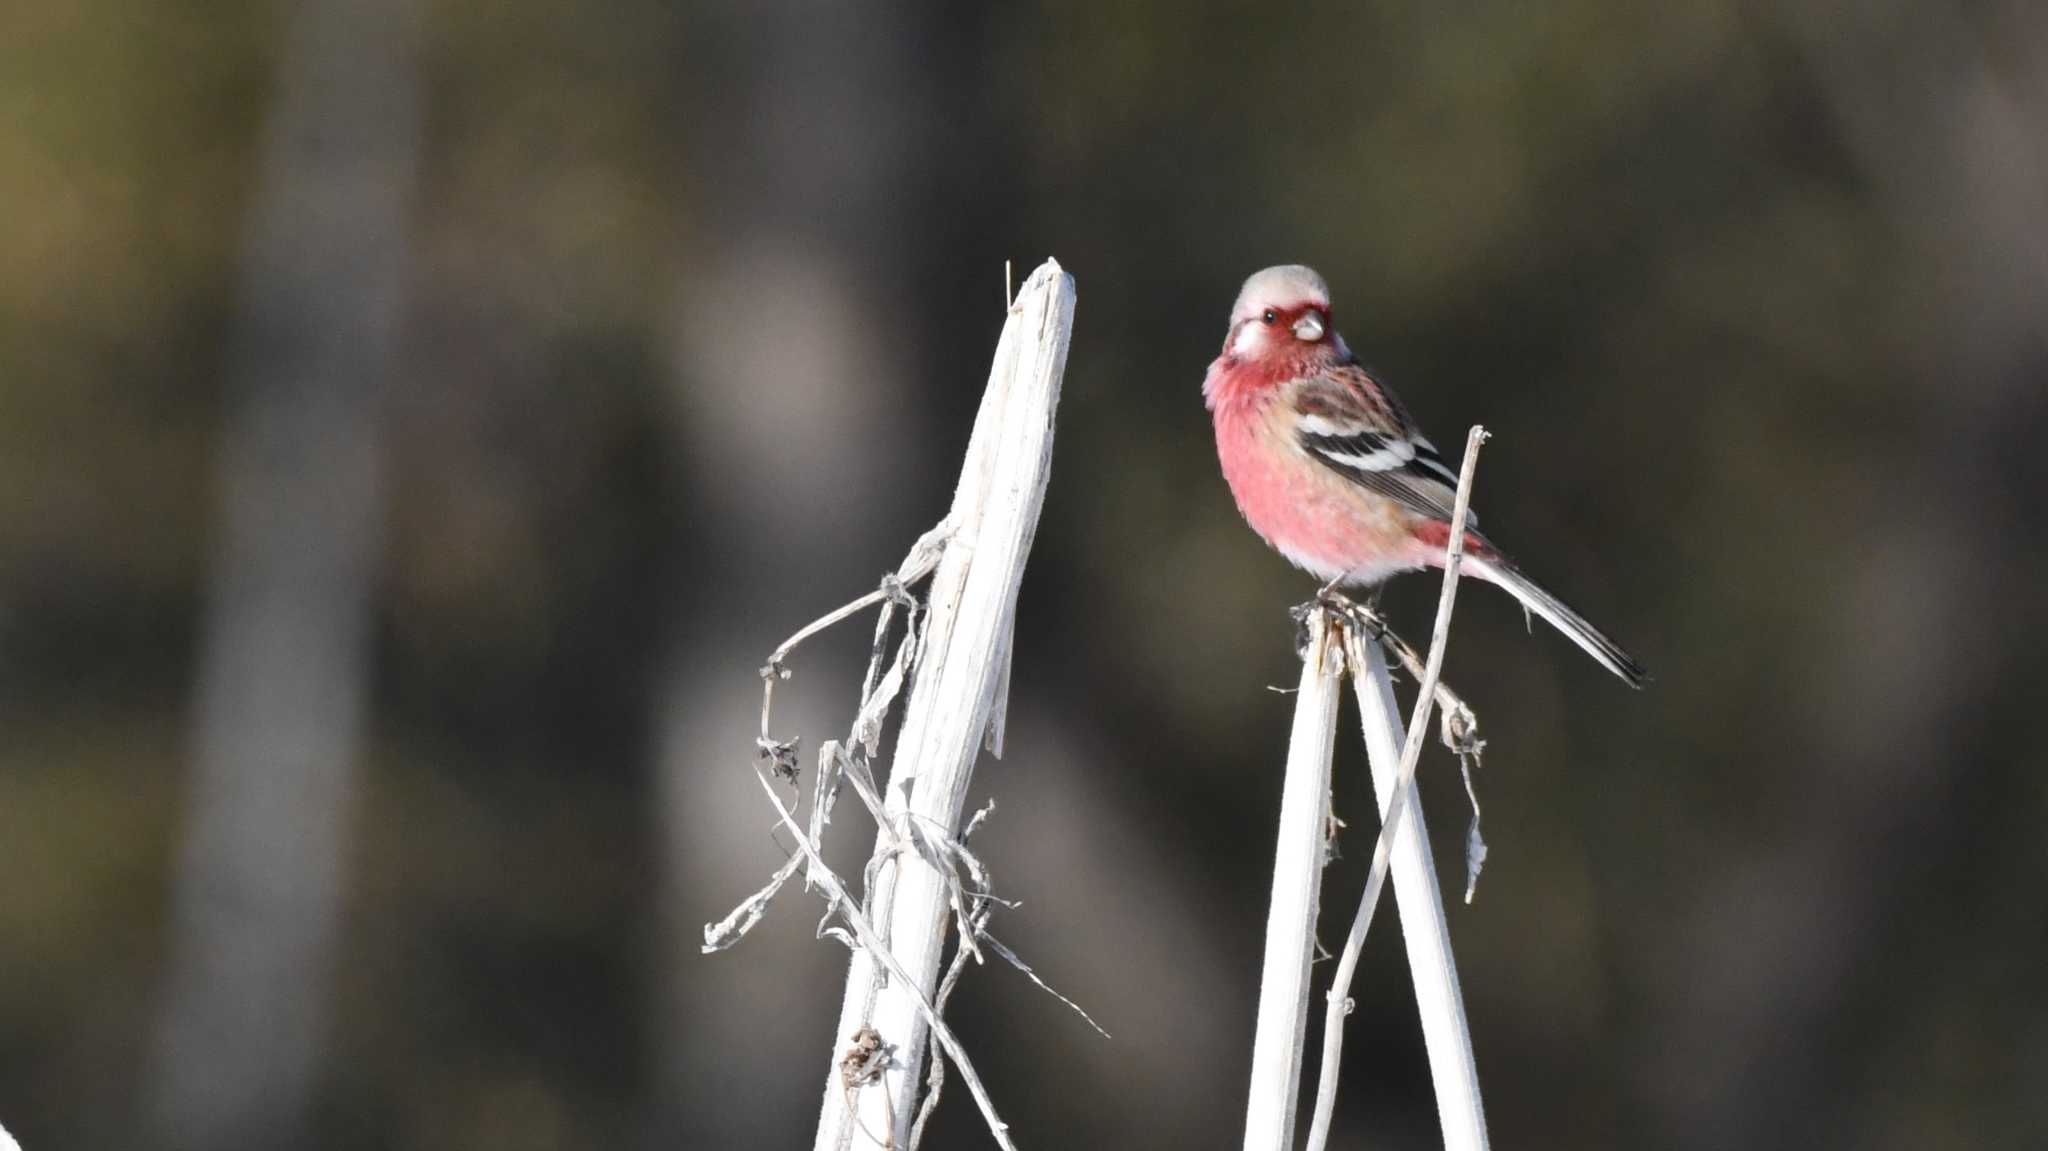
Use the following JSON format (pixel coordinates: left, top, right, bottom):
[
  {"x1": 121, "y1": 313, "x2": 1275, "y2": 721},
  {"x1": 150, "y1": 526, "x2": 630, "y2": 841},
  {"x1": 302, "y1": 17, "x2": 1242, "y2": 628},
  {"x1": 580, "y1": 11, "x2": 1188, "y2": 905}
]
[{"x1": 3, "y1": 1, "x2": 2045, "y2": 1148}]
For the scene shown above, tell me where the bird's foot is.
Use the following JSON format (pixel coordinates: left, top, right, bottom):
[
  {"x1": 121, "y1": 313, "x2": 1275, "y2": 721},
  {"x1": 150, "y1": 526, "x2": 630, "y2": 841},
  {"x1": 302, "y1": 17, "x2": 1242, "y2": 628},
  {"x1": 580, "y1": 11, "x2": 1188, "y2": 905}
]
[
  {"x1": 1292, "y1": 586, "x2": 1390, "y2": 658},
  {"x1": 1289, "y1": 600, "x2": 1320, "y2": 660}
]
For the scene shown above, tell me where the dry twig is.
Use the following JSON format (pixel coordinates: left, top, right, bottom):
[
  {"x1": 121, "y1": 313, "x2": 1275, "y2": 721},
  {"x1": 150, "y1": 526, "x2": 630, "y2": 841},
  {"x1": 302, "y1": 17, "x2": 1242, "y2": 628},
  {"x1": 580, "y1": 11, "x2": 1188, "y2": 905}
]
[
  {"x1": 1305, "y1": 425, "x2": 1493, "y2": 1151},
  {"x1": 753, "y1": 768, "x2": 1020, "y2": 1150}
]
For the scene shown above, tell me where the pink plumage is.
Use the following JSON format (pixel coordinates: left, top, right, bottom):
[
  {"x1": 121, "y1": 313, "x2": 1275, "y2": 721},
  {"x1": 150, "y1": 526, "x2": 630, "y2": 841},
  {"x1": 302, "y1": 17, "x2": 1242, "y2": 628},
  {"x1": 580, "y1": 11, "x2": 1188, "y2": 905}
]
[{"x1": 1205, "y1": 265, "x2": 1646, "y2": 686}]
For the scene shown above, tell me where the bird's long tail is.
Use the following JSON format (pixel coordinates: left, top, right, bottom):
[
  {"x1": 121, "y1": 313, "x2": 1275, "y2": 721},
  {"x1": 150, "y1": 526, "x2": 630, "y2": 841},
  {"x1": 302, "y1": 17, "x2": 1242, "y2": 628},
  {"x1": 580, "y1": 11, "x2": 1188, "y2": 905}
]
[{"x1": 1465, "y1": 555, "x2": 1647, "y2": 688}]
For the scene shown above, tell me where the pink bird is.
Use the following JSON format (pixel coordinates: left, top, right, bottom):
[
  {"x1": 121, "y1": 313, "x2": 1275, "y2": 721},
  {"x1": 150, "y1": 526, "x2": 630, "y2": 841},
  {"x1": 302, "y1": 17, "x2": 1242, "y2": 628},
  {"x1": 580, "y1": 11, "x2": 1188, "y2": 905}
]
[{"x1": 1205, "y1": 265, "x2": 1646, "y2": 686}]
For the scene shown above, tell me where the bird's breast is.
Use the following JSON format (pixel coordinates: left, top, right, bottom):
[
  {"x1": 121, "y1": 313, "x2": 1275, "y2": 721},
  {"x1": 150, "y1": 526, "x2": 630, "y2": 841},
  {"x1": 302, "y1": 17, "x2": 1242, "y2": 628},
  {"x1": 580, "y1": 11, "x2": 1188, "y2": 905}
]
[{"x1": 1213, "y1": 394, "x2": 1423, "y2": 585}]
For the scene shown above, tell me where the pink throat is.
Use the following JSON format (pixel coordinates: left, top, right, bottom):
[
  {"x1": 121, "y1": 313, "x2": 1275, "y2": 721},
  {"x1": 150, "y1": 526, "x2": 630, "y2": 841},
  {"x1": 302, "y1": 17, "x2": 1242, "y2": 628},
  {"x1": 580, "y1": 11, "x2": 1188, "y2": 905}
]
[{"x1": 1204, "y1": 345, "x2": 1324, "y2": 409}]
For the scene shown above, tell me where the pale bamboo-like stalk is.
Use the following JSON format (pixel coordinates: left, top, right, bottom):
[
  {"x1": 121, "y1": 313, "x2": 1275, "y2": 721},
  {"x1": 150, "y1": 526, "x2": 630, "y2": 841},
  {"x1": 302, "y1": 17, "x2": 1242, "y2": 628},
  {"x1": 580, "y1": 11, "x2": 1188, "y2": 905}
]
[
  {"x1": 1306, "y1": 425, "x2": 1492, "y2": 1151},
  {"x1": 1241, "y1": 612, "x2": 1345, "y2": 1151},
  {"x1": 814, "y1": 260, "x2": 1074, "y2": 1151}
]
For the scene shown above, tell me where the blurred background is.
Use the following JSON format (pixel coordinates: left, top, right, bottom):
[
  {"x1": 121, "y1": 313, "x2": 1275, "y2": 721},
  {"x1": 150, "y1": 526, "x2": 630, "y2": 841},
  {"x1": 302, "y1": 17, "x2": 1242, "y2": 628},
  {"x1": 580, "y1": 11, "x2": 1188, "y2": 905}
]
[{"x1": 3, "y1": 1, "x2": 2045, "y2": 1148}]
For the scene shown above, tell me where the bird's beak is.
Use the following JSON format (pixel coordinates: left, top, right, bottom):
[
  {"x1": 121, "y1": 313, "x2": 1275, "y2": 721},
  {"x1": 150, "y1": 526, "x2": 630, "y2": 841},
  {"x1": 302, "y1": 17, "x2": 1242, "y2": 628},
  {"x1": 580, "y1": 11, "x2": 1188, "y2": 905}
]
[{"x1": 1292, "y1": 312, "x2": 1325, "y2": 342}]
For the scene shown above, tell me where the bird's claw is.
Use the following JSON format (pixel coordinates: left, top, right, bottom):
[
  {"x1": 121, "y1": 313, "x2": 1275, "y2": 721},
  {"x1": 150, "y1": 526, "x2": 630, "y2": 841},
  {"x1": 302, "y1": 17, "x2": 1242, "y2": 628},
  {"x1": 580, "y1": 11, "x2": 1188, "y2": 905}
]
[
  {"x1": 1289, "y1": 601, "x2": 1319, "y2": 659},
  {"x1": 1291, "y1": 587, "x2": 1391, "y2": 658}
]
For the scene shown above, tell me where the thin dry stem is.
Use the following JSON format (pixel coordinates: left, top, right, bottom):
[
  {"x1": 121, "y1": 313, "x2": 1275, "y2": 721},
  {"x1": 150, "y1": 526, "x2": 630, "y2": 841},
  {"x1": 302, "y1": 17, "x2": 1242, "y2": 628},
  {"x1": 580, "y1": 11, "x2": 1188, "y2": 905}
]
[
  {"x1": 908, "y1": 901, "x2": 989, "y2": 1151},
  {"x1": 753, "y1": 769, "x2": 1018, "y2": 1151},
  {"x1": 1305, "y1": 425, "x2": 1492, "y2": 1151},
  {"x1": 705, "y1": 555, "x2": 934, "y2": 954}
]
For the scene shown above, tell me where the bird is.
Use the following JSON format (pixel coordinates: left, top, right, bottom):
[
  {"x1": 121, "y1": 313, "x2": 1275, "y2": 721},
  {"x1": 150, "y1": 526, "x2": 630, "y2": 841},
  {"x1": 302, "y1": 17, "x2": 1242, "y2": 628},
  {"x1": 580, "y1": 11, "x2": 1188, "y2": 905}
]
[{"x1": 1203, "y1": 264, "x2": 1646, "y2": 687}]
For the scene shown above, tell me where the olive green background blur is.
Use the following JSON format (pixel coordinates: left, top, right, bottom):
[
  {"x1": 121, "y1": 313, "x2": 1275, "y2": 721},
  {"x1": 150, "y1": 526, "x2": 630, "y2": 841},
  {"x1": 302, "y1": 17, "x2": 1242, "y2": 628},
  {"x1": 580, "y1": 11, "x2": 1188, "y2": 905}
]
[{"x1": 3, "y1": 2, "x2": 2044, "y2": 1149}]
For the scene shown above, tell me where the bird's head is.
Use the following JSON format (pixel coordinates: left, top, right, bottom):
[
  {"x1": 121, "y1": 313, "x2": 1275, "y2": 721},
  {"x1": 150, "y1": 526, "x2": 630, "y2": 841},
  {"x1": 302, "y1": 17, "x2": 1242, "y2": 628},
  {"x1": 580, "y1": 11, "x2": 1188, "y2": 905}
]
[{"x1": 1224, "y1": 264, "x2": 1340, "y2": 364}]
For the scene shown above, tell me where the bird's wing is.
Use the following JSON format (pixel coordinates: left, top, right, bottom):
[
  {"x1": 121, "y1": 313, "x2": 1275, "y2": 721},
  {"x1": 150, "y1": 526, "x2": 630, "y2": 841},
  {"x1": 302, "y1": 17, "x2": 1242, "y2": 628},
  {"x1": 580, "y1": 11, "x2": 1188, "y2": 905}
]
[{"x1": 1292, "y1": 362, "x2": 1473, "y2": 525}]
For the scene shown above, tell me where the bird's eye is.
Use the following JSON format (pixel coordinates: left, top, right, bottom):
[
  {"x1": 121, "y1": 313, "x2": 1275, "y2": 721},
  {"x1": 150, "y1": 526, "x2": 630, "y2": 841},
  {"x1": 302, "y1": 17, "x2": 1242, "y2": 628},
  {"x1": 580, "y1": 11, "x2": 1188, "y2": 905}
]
[{"x1": 1262, "y1": 309, "x2": 1278, "y2": 325}]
